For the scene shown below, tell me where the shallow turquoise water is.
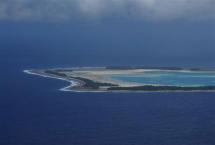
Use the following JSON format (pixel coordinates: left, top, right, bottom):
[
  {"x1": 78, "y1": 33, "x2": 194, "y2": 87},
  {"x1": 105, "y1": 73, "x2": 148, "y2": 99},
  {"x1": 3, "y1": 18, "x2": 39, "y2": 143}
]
[{"x1": 112, "y1": 71, "x2": 215, "y2": 87}]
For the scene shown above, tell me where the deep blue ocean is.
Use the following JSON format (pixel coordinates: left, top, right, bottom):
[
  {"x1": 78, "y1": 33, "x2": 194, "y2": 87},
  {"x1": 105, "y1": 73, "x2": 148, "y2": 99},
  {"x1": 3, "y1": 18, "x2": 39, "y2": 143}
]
[
  {"x1": 0, "y1": 21, "x2": 215, "y2": 145},
  {"x1": 0, "y1": 48, "x2": 215, "y2": 145}
]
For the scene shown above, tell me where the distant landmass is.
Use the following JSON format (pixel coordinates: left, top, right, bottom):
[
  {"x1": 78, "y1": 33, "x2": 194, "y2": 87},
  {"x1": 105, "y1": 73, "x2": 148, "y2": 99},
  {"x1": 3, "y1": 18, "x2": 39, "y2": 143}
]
[{"x1": 24, "y1": 67, "x2": 215, "y2": 92}]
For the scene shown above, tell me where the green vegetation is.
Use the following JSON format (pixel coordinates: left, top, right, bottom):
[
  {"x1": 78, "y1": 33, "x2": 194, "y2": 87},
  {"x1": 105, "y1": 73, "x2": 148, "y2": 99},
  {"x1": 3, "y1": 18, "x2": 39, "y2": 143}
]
[
  {"x1": 108, "y1": 85, "x2": 215, "y2": 91},
  {"x1": 71, "y1": 77, "x2": 117, "y2": 89}
]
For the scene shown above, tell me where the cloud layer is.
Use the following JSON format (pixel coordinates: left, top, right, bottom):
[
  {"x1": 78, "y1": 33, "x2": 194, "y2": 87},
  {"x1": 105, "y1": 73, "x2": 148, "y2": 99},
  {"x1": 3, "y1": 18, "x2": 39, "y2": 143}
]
[{"x1": 0, "y1": 0, "x2": 214, "y2": 21}]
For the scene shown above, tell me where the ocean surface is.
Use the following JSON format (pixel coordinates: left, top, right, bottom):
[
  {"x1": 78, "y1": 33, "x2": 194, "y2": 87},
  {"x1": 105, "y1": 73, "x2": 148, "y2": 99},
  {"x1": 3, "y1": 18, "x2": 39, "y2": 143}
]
[
  {"x1": 1, "y1": 49, "x2": 215, "y2": 145},
  {"x1": 112, "y1": 71, "x2": 215, "y2": 87}
]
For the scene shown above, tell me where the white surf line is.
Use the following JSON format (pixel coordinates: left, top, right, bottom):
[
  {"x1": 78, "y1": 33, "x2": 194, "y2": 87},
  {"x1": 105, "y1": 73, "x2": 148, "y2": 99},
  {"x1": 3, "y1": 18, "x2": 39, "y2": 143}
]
[
  {"x1": 60, "y1": 81, "x2": 80, "y2": 92},
  {"x1": 23, "y1": 69, "x2": 107, "y2": 92},
  {"x1": 23, "y1": 70, "x2": 81, "y2": 92}
]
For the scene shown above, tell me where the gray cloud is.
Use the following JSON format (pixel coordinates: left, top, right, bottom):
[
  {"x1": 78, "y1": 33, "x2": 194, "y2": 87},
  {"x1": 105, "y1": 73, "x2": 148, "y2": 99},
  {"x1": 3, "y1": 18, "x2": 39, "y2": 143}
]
[{"x1": 0, "y1": 0, "x2": 214, "y2": 21}]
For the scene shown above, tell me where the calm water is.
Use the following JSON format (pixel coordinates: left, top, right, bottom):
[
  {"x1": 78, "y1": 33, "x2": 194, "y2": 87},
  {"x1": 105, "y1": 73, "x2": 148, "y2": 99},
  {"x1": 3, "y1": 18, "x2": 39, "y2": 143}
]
[
  {"x1": 112, "y1": 71, "x2": 215, "y2": 87},
  {"x1": 1, "y1": 50, "x2": 215, "y2": 145}
]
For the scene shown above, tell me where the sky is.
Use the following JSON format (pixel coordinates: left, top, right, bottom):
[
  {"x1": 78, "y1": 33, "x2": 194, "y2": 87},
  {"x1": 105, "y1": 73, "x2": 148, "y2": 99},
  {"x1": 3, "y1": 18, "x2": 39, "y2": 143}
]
[
  {"x1": 0, "y1": 0, "x2": 215, "y2": 67},
  {"x1": 0, "y1": 0, "x2": 214, "y2": 21}
]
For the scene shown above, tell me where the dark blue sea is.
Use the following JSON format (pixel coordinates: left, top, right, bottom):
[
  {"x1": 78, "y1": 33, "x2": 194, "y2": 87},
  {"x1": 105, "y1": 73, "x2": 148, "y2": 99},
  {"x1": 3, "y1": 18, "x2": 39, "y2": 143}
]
[
  {"x1": 1, "y1": 21, "x2": 215, "y2": 145},
  {"x1": 0, "y1": 48, "x2": 215, "y2": 145}
]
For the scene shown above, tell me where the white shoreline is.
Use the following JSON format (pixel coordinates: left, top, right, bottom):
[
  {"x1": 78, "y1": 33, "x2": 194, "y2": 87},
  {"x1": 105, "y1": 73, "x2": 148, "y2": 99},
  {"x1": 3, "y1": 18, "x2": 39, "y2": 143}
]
[{"x1": 23, "y1": 70, "x2": 80, "y2": 92}]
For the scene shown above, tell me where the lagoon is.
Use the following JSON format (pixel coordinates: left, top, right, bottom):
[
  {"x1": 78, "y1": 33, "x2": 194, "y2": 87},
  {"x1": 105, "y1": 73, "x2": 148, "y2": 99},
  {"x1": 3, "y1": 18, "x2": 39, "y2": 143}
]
[{"x1": 111, "y1": 71, "x2": 215, "y2": 87}]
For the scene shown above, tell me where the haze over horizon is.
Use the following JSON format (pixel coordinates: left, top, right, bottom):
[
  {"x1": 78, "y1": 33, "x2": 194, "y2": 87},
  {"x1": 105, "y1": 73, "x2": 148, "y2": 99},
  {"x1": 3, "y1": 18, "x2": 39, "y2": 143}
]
[{"x1": 0, "y1": 0, "x2": 214, "y2": 67}]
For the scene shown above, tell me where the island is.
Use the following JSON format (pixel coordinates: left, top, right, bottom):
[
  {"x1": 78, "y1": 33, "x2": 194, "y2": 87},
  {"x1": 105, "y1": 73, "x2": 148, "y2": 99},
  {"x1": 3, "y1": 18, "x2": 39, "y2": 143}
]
[{"x1": 24, "y1": 67, "x2": 215, "y2": 92}]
